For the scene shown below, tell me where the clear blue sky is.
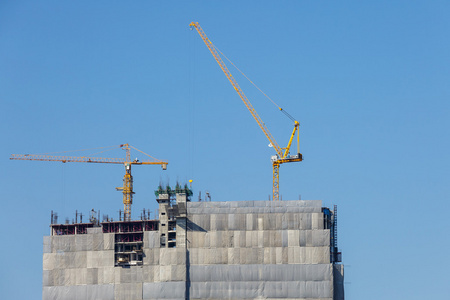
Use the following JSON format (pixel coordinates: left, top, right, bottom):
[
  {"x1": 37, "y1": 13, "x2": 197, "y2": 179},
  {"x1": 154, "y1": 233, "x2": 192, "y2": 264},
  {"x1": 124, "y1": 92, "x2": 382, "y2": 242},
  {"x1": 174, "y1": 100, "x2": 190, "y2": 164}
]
[{"x1": 1, "y1": 1, "x2": 449, "y2": 299}]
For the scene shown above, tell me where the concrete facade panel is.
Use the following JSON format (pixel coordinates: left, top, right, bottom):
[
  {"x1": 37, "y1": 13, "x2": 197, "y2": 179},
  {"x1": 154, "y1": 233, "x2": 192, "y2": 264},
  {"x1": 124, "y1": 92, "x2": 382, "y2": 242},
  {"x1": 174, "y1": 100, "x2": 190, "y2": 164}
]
[{"x1": 43, "y1": 199, "x2": 342, "y2": 299}]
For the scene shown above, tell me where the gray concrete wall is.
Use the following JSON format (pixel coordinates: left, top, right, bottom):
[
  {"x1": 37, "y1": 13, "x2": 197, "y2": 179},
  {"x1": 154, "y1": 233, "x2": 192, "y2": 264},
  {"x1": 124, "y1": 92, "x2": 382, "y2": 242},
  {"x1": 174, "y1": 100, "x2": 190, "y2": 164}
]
[
  {"x1": 185, "y1": 200, "x2": 337, "y2": 300},
  {"x1": 43, "y1": 200, "x2": 343, "y2": 300}
]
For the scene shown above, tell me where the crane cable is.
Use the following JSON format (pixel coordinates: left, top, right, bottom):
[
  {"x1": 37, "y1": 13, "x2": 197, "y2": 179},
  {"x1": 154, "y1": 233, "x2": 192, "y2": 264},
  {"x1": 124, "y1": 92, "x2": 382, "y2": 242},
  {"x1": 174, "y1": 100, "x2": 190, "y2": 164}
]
[
  {"x1": 38, "y1": 145, "x2": 119, "y2": 155},
  {"x1": 212, "y1": 43, "x2": 297, "y2": 124},
  {"x1": 128, "y1": 145, "x2": 164, "y2": 162}
]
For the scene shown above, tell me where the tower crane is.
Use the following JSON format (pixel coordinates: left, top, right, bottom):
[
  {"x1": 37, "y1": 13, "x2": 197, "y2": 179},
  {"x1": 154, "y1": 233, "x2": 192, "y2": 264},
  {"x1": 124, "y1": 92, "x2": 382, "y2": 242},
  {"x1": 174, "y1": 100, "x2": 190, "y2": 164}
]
[
  {"x1": 190, "y1": 22, "x2": 302, "y2": 201},
  {"x1": 10, "y1": 143, "x2": 168, "y2": 221}
]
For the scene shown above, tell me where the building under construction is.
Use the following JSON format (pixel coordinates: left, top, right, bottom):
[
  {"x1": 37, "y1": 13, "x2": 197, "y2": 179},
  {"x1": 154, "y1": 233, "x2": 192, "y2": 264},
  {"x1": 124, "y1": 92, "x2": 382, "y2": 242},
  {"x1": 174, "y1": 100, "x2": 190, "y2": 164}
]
[{"x1": 43, "y1": 185, "x2": 344, "y2": 299}]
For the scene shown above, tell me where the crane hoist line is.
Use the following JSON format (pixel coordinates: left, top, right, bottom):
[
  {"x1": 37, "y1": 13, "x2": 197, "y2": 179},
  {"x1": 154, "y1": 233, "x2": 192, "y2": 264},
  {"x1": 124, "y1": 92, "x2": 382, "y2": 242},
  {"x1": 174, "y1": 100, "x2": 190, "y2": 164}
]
[
  {"x1": 190, "y1": 22, "x2": 303, "y2": 201},
  {"x1": 10, "y1": 143, "x2": 168, "y2": 221}
]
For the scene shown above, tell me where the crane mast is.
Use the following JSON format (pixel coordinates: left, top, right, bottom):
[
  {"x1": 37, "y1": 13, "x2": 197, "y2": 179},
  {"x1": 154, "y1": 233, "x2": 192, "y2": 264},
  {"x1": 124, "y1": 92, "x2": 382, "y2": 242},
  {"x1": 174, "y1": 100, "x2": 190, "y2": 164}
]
[
  {"x1": 190, "y1": 22, "x2": 302, "y2": 201},
  {"x1": 10, "y1": 143, "x2": 168, "y2": 221}
]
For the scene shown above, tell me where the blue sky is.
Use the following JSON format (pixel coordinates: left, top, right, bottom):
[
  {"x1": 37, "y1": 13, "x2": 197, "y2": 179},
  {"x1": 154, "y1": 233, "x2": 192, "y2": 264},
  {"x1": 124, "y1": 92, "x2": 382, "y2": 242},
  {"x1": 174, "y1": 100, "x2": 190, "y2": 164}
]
[{"x1": 1, "y1": 1, "x2": 449, "y2": 299}]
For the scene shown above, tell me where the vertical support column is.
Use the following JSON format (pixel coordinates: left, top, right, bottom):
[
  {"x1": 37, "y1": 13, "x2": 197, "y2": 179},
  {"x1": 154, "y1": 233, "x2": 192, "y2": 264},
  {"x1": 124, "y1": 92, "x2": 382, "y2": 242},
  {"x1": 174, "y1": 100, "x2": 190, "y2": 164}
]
[
  {"x1": 175, "y1": 193, "x2": 187, "y2": 247},
  {"x1": 157, "y1": 193, "x2": 169, "y2": 248},
  {"x1": 175, "y1": 192, "x2": 188, "y2": 300}
]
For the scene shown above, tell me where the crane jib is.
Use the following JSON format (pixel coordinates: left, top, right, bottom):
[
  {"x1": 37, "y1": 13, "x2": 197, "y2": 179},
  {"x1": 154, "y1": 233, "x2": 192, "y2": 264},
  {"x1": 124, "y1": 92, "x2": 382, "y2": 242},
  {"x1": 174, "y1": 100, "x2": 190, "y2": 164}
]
[{"x1": 10, "y1": 144, "x2": 168, "y2": 220}]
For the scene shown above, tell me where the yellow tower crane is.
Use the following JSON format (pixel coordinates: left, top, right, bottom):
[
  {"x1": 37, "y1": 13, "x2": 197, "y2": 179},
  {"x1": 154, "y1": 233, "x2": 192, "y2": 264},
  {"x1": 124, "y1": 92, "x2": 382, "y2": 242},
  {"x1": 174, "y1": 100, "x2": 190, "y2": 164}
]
[
  {"x1": 190, "y1": 22, "x2": 302, "y2": 201},
  {"x1": 10, "y1": 143, "x2": 168, "y2": 221}
]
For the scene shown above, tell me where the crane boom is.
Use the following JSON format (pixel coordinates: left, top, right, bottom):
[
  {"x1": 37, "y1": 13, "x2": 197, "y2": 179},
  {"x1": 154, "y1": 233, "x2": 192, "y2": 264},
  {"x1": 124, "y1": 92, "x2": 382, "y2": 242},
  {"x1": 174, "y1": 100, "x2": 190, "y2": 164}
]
[
  {"x1": 10, "y1": 154, "x2": 166, "y2": 165},
  {"x1": 10, "y1": 144, "x2": 168, "y2": 220},
  {"x1": 190, "y1": 22, "x2": 302, "y2": 201},
  {"x1": 189, "y1": 22, "x2": 283, "y2": 157}
]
